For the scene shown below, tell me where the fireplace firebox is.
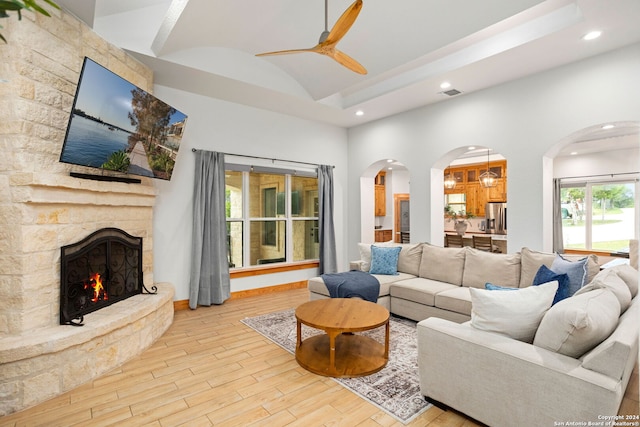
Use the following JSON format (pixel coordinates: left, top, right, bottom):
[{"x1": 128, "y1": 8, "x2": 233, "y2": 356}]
[{"x1": 60, "y1": 228, "x2": 156, "y2": 326}]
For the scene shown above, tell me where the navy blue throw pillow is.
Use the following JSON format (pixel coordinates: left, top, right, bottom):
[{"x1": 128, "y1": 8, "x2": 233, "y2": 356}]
[{"x1": 532, "y1": 265, "x2": 570, "y2": 305}]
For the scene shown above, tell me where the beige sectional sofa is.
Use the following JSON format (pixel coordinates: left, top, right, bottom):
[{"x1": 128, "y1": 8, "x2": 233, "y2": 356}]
[
  {"x1": 308, "y1": 243, "x2": 600, "y2": 323},
  {"x1": 307, "y1": 242, "x2": 639, "y2": 425}
]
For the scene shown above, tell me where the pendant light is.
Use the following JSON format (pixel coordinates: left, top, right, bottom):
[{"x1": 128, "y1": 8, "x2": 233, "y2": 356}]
[
  {"x1": 479, "y1": 148, "x2": 498, "y2": 188},
  {"x1": 444, "y1": 166, "x2": 456, "y2": 189}
]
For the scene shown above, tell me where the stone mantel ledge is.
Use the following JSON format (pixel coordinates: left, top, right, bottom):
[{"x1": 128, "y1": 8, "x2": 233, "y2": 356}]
[
  {"x1": 9, "y1": 172, "x2": 158, "y2": 206},
  {"x1": 0, "y1": 283, "x2": 174, "y2": 365}
]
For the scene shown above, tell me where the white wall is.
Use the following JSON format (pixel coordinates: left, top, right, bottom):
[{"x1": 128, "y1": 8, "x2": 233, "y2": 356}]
[
  {"x1": 150, "y1": 88, "x2": 348, "y2": 301},
  {"x1": 347, "y1": 43, "x2": 640, "y2": 259},
  {"x1": 554, "y1": 146, "x2": 639, "y2": 178}
]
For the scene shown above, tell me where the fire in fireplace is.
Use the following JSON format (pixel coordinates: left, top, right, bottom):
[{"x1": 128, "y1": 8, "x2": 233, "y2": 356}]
[{"x1": 60, "y1": 228, "x2": 156, "y2": 326}]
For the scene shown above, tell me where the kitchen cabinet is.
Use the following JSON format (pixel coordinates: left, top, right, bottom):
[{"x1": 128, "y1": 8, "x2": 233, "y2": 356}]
[
  {"x1": 374, "y1": 172, "x2": 386, "y2": 216},
  {"x1": 466, "y1": 183, "x2": 488, "y2": 217},
  {"x1": 488, "y1": 179, "x2": 506, "y2": 202},
  {"x1": 375, "y1": 229, "x2": 393, "y2": 242},
  {"x1": 443, "y1": 160, "x2": 507, "y2": 216}
]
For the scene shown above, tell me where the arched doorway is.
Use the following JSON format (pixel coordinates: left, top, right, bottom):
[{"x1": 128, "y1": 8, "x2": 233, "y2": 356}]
[
  {"x1": 433, "y1": 146, "x2": 508, "y2": 250},
  {"x1": 360, "y1": 159, "x2": 410, "y2": 243},
  {"x1": 542, "y1": 121, "x2": 639, "y2": 253}
]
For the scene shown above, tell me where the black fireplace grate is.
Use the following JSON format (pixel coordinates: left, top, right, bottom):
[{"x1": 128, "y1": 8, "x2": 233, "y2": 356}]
[{"x1": 60, "y1": 228, "x2": 155, "y2": 326}]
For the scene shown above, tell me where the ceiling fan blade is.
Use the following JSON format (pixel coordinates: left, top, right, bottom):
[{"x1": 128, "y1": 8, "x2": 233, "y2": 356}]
[
  {"x1": 256, "y1": 48, "x2": 316, "y2": 57},
  {"x1": 255, "y1": 0, "x2": 367, "y2": 75},
  {"x1": 331, "y1": 49, "x2": 367, "y2": 74},
  {"x1": 324, "y1": 0, "x2": 363, "y2": 46}
]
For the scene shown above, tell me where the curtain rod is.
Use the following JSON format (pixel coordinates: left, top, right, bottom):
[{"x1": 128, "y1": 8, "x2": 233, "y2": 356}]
[
  {"x1": 191, "y1": 148, "x2": 333, "y2": 169},
  {"x1": 559, "y1": 171, "x2": 639, "y2": 180}
]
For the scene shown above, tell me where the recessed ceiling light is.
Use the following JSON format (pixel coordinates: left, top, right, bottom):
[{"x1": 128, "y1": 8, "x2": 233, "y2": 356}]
[
  {"x1": 440, "y1": 81, "x2": 451, "y2": 89},
  {"x1": 388, "y1": 167, "x2": 393, "y2": 170},
  {"x1": 601, "y1": 124, "x2": 615, "y2": 130},
  {"x1": 582, "y1": 30, "x2": 602, "y2": 41},
  {"x1": 570, "y1": 151, "x2": 578, "y2": 155},
  {"x1": 355, "y1": 110, "x2": 364, "y2": 116},
  {"x1": 387, "y1": 159, "x2": 393, "y2": 163},
  {"x1": 468, "y1": 146, "x2": 476, "y2": 150}
]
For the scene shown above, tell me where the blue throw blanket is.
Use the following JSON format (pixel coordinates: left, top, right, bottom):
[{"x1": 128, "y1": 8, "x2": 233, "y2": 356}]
[{"x1": 320, "y1": 270, "x2": 380, "y2": 303}]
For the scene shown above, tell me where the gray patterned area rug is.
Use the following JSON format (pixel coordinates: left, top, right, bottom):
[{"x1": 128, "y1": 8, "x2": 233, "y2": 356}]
[{"x1": 241, "y1": 308, "x2": 431, "y2": 424}]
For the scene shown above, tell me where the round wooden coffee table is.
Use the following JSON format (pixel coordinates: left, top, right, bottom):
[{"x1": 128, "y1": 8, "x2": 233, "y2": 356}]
[{"x1": 295, "y1": 298, "x2": 390, "y2": 378}]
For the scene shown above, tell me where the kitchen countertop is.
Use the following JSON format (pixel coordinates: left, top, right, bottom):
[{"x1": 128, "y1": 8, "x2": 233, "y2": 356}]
[{"x1": 445, "y1": 233, "x2": 507, "y2": 241}]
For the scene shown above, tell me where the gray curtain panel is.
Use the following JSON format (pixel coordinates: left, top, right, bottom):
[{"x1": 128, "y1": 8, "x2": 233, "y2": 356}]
[
  {"x1": 189, "y1": 150, "x2": 231, "y2": 309},
  {"x1": 553, "y1": 178, "x2": 564, "y2": 253},
  {"x1": 318, "y1": 164, "x2": 337, "y2": 274}
]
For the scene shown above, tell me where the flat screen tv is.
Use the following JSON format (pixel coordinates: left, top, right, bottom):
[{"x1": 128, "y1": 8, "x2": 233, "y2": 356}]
[{"x1": 59, "y1": 57, "x2": 188, "y2": 180}]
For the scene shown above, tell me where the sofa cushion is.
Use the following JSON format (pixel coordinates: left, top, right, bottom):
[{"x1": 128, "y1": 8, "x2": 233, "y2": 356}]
[
  {"x1": 519, "y1": 247, "x2": 556, "y2": 288},
  {"x1": 533, "y1": 288, "x2": 620, "y2": 358},
  {"x1": 631, "y1": 239, "x2": 638, "y2": 270},
  {"x1": 486, "y1": 278, "x2": 568, "y2": 307},
  {"x1": 519, "y1": 247, "x2": 599, "y2": 288},
  {"x1": 469, "y1": 281, "x2": 558, "y2": 342},
  {"x1": 462, "y1": 248, "x2": 521, "y2": 289},
  {"x1": 308, "y1": 272, "x2": 415, "y2": 298},
  {"x1": 358, "y1": 242, "x2": 423, "y2": 275},
  {"x1": 563, "y1": 253, "x2": 600, "y2": 284},
  {"x1": 551, "y1": 254, "x2": 591, "y2": 296},
  {"x1": 358, "y1": 243, "x2": 373, "y2": 271},
  {"x1": 370, "y1": 245, "x2": 402, "y2": 275},
  {"x1": 357, "y1": 241, "x2": 397, "y2": 271},
  {"x1": 436, "y1": 287, "x2": 472, "y2": 316},
  {"x1": 532, "y1": 265, "x2": 570, "y2": 305},
  {"x1": 419, "y1": 244, "x2": 466, "y2": 286},
  {"x1": 397, "y1": 243, "x2": 424, "y2": 276},
  {"x1": 390, "y1": 278, "x2": 459, "y2": 306},
  {"x1": 484, "y1": 283, "x2": 518, "y2": 291},
  {"x1": 607, "y1": 264, "x2": 639, "y2": 298},
  {"x1": 582, "y1": 298, "x2": 638, "y2": 380},
  {"x1": 575, "y1": 269, "x2": 631, "y2": 313}
]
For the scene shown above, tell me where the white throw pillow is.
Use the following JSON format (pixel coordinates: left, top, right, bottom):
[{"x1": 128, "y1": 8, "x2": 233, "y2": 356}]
[
  {"x1": 533, "y1": 288, "x2": 620, "y2": 358},
  {"x1": 470, "y1": 281, "x2": 558, "y2": 343}
]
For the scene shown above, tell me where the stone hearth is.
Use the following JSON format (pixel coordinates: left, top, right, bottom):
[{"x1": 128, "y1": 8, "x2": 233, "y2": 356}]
[{"x1": 0, "y1": 173, "x2": 174, "y2": 415}]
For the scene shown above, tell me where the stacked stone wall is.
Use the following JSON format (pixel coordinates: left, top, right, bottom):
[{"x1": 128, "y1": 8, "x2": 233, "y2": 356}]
[
  {"x1": 0, "y1": 5, "x2": 173, "y2": 416},
  {"x1": 0, "y1": 5, "x2": 156, "y2": 336}
]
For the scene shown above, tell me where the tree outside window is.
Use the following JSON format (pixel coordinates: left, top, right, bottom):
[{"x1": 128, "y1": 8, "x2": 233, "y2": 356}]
[{"x1": 561, "y1": 181, "x2": 637, "y2": 252}]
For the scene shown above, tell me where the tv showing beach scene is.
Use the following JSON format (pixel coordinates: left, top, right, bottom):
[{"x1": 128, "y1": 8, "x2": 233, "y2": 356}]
[{"x1": 60, "y1": 57, "x2": 188, "y2": 180}]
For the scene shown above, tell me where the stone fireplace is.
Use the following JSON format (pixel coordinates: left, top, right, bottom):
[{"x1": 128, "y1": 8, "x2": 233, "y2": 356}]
[
  {"x1": 0, "y1": 6, "x2": 175, "y2": 415},
  {"x1": 0, "y1": 175, "x2": 175, "y2": 416}
]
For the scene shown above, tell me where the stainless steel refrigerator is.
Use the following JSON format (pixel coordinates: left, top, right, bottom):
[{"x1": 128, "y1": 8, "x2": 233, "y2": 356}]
[{"x1": 485, "y1": 203, "x2": 507, "y2": 235}]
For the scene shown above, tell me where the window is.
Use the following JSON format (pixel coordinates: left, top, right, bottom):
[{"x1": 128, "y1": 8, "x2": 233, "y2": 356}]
[
  {"x1": 560, "y1": 178, "x2": 638, "y2": 252},
  {"x1": 225, "y1": 168, "x2": 319, "y2": 268}
]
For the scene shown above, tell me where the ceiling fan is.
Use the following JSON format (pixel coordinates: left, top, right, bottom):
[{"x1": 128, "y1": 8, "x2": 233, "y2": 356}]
[{"x1": 256, "y1": 0, "x2": 367, "y2": 74}]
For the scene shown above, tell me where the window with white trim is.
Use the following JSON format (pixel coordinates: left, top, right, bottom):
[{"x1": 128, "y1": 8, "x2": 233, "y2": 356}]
[
  {"x1": 225, "y1": 166, "x2": 319, "y2": 268},
  {"x1": 559, "y1": 177, "x2": 638, "y2": 253}
]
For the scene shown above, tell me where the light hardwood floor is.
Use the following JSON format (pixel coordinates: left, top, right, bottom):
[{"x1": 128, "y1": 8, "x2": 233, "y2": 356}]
[{"x1": 1, "y1": 288, "x2": 638, "y2": 427}]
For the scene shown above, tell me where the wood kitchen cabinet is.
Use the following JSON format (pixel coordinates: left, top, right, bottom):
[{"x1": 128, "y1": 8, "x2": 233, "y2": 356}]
[
  {"x1": 443, "y1": 160, "x2": 507, "y2": 216},
  {"x1": 375, "y1": 229, "x2": 393, "y2": 242},
  {"x1": 488, "y1": 179, "x2": 506, "y2": 202},
  {"x1": 466, "y1": 183, "x2": 488, "y2": 217},
  {"x1": 374, "y1": 172, "x2": 386, "y2": 216}
]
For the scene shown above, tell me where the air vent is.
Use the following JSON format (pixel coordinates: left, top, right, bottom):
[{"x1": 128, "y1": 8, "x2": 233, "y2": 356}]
[{"x1": 443, "y1": 89, "x2": 462, "y2": 96}]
